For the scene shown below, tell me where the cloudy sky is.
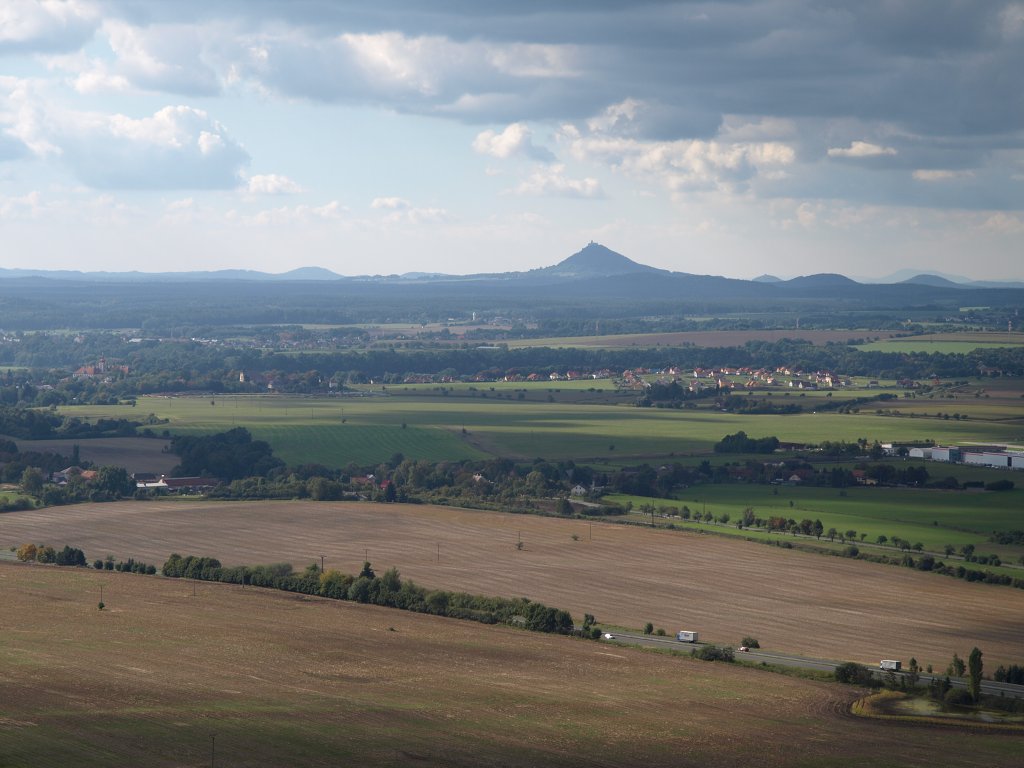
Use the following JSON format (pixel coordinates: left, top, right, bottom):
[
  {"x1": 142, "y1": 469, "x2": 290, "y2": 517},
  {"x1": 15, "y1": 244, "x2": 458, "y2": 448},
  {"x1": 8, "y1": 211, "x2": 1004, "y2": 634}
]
[{"x1": 1, "y1": 1, "x2": 1022, "y2": 279}]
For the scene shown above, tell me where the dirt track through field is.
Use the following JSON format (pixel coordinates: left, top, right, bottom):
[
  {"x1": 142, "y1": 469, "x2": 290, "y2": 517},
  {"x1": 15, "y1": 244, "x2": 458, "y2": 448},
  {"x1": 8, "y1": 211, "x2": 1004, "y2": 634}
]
[{"x1": 3, "y1": 500, "x2": 1023, "y2": 669}]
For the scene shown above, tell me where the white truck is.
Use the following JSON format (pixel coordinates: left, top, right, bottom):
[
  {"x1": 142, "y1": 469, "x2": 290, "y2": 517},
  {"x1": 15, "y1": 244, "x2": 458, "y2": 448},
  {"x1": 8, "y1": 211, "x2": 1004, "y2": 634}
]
[
  {"x1": 879, "y1": 659, "x2": 902, "y2": 672},
  {"x1": 676, "y1": 630, "x2": 698, "y2": 643}
]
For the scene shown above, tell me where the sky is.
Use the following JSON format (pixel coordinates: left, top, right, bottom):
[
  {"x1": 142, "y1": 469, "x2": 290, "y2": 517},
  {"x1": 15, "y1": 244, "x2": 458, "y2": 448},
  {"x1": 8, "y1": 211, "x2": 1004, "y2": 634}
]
[{"x1": 1, "y1": 1, "x2": 1022, "y2": 280}]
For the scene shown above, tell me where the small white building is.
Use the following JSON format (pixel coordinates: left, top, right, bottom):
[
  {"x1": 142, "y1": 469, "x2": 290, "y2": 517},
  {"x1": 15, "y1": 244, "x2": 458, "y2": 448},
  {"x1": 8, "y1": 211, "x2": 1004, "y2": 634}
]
[{"x1": 908, "y1": 447, "x2": 932, "y2": 460}]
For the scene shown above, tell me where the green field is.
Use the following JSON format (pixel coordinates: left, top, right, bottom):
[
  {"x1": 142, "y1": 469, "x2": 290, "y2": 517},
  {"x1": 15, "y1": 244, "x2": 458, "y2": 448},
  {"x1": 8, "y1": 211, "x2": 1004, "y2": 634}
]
[
  {"x1": 604, "y1": 483, "x2": 1024, "y2": 567},
  {"x1": 856, "y1": 332, "x2": 1024, "y2": 354},
  {"x1": 58, "y1": 391, "x2": 1024, "y2": 466}
]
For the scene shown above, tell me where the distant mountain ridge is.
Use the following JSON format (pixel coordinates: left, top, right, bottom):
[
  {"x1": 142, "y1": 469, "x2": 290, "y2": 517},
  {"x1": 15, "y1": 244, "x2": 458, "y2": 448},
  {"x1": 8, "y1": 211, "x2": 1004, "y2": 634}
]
[
  {"x1": 1, "y1": 244, "x2": 1022, "y2": 295},
  {"x1": 0, "y1": 266, "x2": 343, "y2": 282}
]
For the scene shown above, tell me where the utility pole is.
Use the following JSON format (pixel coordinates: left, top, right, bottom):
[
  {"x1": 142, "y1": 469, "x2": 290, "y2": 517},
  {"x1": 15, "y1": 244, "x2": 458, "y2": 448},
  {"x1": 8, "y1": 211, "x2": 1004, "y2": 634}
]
[
  {"x1": 436, "y1": 543, "x2": 440, "y2": 563},
  {"x1": 211, "y1": 734, "x2": 215, "y2": 768},
  {"x1": 320, "y1": 554, "x2": 325, "y2": 574}
]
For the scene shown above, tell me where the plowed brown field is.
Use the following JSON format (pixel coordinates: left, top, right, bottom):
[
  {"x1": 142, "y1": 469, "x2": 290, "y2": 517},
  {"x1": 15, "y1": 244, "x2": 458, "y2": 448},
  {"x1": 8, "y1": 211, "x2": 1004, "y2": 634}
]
[
  {"x1": 1, "y1": 562, "x2": 1019, "y2": 767},
  {"x1": 3, "y1": 500, "x2": 1023, "y2": 670}
]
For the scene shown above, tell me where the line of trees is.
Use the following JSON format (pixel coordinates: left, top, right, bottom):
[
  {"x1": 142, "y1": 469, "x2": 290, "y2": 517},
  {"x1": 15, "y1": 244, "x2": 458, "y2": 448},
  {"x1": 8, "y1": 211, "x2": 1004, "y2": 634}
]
[
  {"x1": 162, "y1": 554, "x2": 575, "y2": 635},
  {"x1": 15, "y1": 543, "x2": 86, "y2": 566}
]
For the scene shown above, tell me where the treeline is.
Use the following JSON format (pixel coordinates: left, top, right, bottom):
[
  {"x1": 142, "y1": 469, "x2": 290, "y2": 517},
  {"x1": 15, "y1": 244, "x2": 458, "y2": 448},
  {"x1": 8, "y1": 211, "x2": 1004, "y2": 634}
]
[
  {"x1": 162, "y1": 555, "x2": 575, "y2": 634},
  {"x1": 15, "y1": 543, "x2": 86, "y2": 566},
  {"x1": 170, "y1": 428, "x2": 282, "y2": 481},
  {"x1": 0, "y1": 406, "x2": 140, "y2": 440},
  {"x1": 993, "y1": 665, "x2": 1024, "y2": 684}
]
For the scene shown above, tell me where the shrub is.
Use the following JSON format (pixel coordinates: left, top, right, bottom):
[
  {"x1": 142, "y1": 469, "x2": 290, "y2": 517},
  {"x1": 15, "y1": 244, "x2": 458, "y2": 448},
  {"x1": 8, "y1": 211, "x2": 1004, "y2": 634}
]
[
  {"x1": 15, "y1": 543, "x2": 37, "y2": 562},
  {"x1": 741, "y1": 636, "x2": 760, "y2": 649},
  {"x1": 693, "y1": 645, "x2": 734, "y2": 662},
  {"x1": 643, "y1": 622, "x2": 654, "y2": 635},
  {"x1": 985, "y1": 479, "x2": 1014, "y2": 492},
  {"x1": 834, "y1": 662, "x2": 874, "y2": 685},
  {"x1": 943, "y1": 687, "x2": 974, "y2": 706}
]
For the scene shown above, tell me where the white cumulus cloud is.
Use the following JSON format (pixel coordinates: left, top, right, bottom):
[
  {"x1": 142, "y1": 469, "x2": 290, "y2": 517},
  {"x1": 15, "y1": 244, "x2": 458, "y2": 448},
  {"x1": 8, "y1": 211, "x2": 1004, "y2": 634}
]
[
  {"x1": 827, "y1": 141, "x2": 898, "y2": 158},
  {"x1": 371, "y1": 196, "x2": 411, "y2": 210},
  {"x1": 48, "y1": 104, "x2": 250, "y2": 189},
  {"x1": 512, "y1": 165, "x2": 603, "y2": 198},
  {"x1": 0, "y1": 0, "x2": 98, "y2": 54},
  {"x1": 247, "y1": 174, "x2": 302, "y2": 195},
  {"x1": 473, "y1": 122, "x2": 555, "y2": 162}
]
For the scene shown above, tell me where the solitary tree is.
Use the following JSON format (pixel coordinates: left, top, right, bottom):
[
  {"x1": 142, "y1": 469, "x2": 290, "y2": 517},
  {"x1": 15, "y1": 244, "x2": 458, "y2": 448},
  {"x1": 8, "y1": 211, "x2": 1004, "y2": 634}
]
[
  {"x1": 968, "y1": 647, "x2": 983, "y2": 702},
  {"x1": 20, "y1": 467, "x2": 44, "y2": 497},
  {"x1": 826, "y1": 527, "x2": 837, "y2": 542}
]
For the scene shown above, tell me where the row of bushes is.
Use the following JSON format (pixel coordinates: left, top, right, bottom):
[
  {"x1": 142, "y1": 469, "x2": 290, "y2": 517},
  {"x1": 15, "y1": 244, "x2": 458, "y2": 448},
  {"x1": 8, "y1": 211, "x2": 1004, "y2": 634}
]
[
  {"x1": 813, "y1": 542, "x2": 1024, "y2": 589},
  {"x1": 14, "y1": 542, "x2": 159, "y2": 576},
  {"x1": 92, "y1": 556, "x2": 157, "y2": 574},
  {"x1": 162, "y1": 554, "x2": 575, "y2": 635},
  {"x1": 15, "y1": 543, "x2": 86, "y2": 566}
]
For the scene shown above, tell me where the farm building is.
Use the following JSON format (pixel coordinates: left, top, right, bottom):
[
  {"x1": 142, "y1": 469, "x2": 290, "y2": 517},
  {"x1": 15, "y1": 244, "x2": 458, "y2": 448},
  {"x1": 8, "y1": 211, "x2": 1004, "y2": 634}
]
[
  {"x1": 930, "y1": 446, "x2": 961, "y2": 462},
  {"x1": 962, "y1": 451, "x2": 1013, "y2": 469},
  {"x1": 908, "y1": 447, "x2": 932, "y2": 460}
]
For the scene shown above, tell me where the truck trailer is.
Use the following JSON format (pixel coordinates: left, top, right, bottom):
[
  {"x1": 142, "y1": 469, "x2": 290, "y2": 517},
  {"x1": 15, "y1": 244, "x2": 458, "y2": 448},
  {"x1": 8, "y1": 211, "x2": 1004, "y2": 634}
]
[
  {"x1": 879, "y1": 659, "x2": 902, "y2": 671},
  {"x1": 676, "y1": 630, "x2": 698, "y2": 643}
]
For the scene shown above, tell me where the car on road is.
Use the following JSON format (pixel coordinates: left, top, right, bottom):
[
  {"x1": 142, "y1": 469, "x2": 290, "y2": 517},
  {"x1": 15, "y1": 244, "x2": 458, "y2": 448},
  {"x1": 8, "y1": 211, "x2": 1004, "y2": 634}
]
[
  {"x1": 738, "y1": 646, "x2": 749, "y2": 652},
  {"x1": 603, "y1": 633, "x2": 615, "y2": 640}
]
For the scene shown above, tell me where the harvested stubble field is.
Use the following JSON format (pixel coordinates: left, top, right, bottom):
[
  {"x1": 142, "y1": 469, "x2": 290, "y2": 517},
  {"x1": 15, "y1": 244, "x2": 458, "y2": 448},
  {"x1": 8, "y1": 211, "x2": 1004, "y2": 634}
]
[
  {"x1": 2, "y1": 564, "x2": 1021, "y2": 768},
  {"x1": 4, "y1": 501, "x2": 1024, "y2": 671}
]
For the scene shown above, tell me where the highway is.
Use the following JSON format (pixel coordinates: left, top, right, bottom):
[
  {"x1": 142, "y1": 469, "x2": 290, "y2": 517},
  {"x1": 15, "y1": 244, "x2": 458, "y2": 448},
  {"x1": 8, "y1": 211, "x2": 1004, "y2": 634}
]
[{"x1": 602, "y1": 632, "x2": 1024, "y2": 700}]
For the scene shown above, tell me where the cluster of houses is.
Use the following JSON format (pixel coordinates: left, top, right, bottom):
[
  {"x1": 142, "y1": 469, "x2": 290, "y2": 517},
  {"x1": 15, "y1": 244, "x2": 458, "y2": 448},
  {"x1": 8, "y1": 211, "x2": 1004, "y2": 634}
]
[
  {"x1": 893, "y1": 444, "x2": 1024, "y2": 470},
  {"x1": 393, "y1": 365, "x2": 866, "y2": 390},
  {"x1": 73, "y1": 357, "x2": 130, "y2": 380}
]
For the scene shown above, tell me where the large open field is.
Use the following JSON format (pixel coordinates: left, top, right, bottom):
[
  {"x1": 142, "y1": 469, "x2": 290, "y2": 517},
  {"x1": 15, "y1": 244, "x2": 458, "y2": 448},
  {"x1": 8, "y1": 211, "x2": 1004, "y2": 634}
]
[
  {"x1": 58, "y1": 392, "x2": 1024, "y2": 466},
  {"x1": 510, "y1": 329, "x2": 896, "y2": 349},
  {"x1": 856, "y1": 331, "x2": 1024, "y2": 354},
  {"x1": 4, "y1": 562, "x2": 1021, "y2": 767},
  {"x1": 4, "y1": 500, "x2": 1023, "y2": 670}
]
